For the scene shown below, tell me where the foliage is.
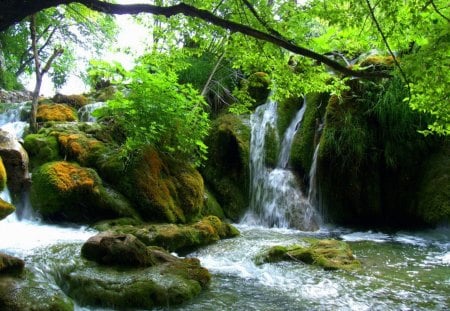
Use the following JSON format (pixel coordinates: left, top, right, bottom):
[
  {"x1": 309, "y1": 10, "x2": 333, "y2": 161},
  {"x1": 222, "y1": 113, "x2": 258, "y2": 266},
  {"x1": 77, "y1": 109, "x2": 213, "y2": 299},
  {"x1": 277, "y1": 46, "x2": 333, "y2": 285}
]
[{"x1": 93, "y1": 55, "x2": 210, "y2": 167}]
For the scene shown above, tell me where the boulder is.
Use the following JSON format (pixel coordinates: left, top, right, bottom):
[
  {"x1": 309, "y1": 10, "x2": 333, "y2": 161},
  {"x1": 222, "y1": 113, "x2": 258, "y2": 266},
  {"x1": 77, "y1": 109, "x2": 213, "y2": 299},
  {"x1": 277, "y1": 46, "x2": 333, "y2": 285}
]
[
  {"x1": 0, "y1": 198, "x2": 14, "y2": 220},
  {"x1": 52, "y1": 93, "x2": 88, "y2": 108},
  {"x1": 0, "y1": 130, "x2": 29, "y2": 194},
  {"x1": 36, "y1": 104, "x2": 77, "y2": 122},
  {"x1": 0, "y1": 253, "x2": 24, "y2": 274},
  {"x1": 0, "y1": 156, "x2": 6, "y2": 190},
  {"x1": 256, "y1": 238, "x2": 361, "y2": 271},
  {"x1": 23, "y1": 133, "x2": 60, "y2": 170},
  {"x1": 30, "y1": 161, "x2": 139, "y2": 223},
  {"x1": 94, "y1": 215, "x2": 239, "y2": 253}
]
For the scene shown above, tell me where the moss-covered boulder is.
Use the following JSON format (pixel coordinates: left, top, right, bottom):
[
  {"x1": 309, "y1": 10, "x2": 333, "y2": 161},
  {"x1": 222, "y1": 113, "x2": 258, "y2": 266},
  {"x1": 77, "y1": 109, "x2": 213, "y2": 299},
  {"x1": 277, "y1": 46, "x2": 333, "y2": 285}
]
[
  {"x1": 256, "y1": 239, "x2": 361, "y2": 271},
  {"x1": 97, "y1": 148, "x2": 205, "y2": 224},
  {"x1": 0, "y1": 156, "x2": 6, "y2": 191},
  {"x1": 56, "y1": 244, "x2": 210, "y2": 309},
  {"x1": 0, "y1": 198, "x2": 15, "y2": 220},
  {"x1": 202, "y1": 114, "x2": 250, "y2": 220},
  {"x1": 202, "y1": 188, "x2": 225, "y2": 219},
  {"x1": 23, "y1": 134, "x2": 60, "y2": 170},
  {"x1": 57, "y1": 132, "x2": 106, "y2": 167},
  {"x1": 0, "y1": 253, "x2": 24, "y2": 274},
  {"x1": 36, "y1": 104, "x2": 78, "y2": 122},
  {"x1": 417, "y1": 142, "x2": 450, "y2": 226},
  {"x1": 242, "y1": 72, "x2": 271, "y2": 108},
  {"x1": 30, "y1": 161, "x2": 139, "y2": 223},
  {"x1": 94, "y1": 216, "x2": 239, "y2": 253},
  {"x1": 53, "y1": 93, "x2": 88, "y2": 108},
  {"x1": 0, "y1": 271, "x2": 74, "y2": 311}
]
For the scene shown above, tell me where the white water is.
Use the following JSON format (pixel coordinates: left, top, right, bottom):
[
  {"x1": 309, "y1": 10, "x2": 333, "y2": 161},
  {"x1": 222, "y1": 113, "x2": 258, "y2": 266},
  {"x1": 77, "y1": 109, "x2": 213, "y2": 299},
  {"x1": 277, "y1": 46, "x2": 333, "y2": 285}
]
[
  {"x1": 78, "y1": 102, "x2": 106, "y2": 122},
  {"x1": 243, "y1": 99, "x2": 319, "y2": 230},
  {"x1": 0, "y1": 101, "x2": 29, "y2": 139}
]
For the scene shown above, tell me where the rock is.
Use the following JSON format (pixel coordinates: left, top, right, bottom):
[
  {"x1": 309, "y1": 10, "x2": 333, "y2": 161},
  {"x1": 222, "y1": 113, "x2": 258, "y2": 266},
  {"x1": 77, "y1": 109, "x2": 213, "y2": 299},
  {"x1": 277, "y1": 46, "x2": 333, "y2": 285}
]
[
  {"x1": 23, "y1": 133, "x2": 60, "y2": 170},
  {"x1": 36, "y1": 103, "x2": 77, "y2": 122},
  {"x1": 94, "y1": 215, "x2": 239, "y2": 253},
  {"x1": 56, "y1": 243, "x2": 210, "y2": 309},
  {"x1": 0, "y1": 253, "x2": 24, "y2": 274},
  {"x1": 241, "y1": 72, "x2": 271, "y2": 108},
  {"x1": 0, "y1": 130, "x2": 30, "y2": 194},
  {"x1": 0, "y1": 88, "x2": 32, "y2": 103},
  {"x1": 201, "y1": 114, "x2": 250, "y2": 220},
  {"x1": 0, "y1": 198, "x2": 15, "y2": 220},
  {"x1": 30, "y1": 161, "x2": 139, "y2": 223},
  {"x1": 0, "y1": 273, "x2": 73, "y2": 311},
  {"x1": 52, "y1": 93, "x2": 88, "y2": 108},
  {"x1": 0, "y1": 156, "x2": 6, "y2": 190},
  {"x1": 81, "y1": 232, "x2": 152, "y2": 266},
  {"x1": 256, "y1": 238, "x2": 361, "y2": 271},
  {"x1": 97, "y1": 148, "x2": 205, "y2": 223}
]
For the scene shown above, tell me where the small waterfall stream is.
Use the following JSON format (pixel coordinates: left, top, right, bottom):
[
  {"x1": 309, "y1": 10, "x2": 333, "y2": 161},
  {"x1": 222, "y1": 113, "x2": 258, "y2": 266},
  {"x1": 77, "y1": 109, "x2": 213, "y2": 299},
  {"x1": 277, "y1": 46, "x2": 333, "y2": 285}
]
[{"x1": 243, "y1": 98, "x2": 319, "y2": 230}]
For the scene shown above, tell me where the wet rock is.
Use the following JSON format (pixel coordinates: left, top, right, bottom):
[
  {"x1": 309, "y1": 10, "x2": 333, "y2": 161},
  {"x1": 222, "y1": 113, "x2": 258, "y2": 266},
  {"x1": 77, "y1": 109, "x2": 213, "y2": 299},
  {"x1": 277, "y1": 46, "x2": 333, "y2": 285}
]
[
  {"x1": 0, "y1": 129, "x2": 29, "y2": 194},
  {"x1": 0, "y1": 89, "x2": 32, "y2": 103},
  {"x1": 94, "y1": 215, "x2": 239, "y2": 253},
  {"x1": 0, "y1": 156, "x2": 6, "y2": 190},
  {"x1": 0, "y1": 253, "x2": 24, "y2": 274},
  {"x1": 256, "y1": 238, "x2": 361, "y2": 271},
  {"x1": 0, "y1": 198, "x2": 14, "y2": 220}
]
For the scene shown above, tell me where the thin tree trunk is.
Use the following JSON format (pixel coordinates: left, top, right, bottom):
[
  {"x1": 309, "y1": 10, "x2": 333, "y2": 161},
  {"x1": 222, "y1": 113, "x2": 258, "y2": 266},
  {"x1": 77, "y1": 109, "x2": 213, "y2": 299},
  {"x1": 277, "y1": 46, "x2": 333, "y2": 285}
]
[{"x1": 201, "y1": 51, "x2": 225, "y2": 97}]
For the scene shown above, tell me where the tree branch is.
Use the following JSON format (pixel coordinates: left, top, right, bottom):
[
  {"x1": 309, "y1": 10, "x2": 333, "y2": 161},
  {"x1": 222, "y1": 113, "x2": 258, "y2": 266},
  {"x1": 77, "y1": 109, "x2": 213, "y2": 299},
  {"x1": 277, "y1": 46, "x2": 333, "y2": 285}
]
[
  {"x1": 430, "y1": 0, "x2": 450, "y2": 22},
  {"x1": 1, "y1": 0, "x2": 391, "y2": 79}
]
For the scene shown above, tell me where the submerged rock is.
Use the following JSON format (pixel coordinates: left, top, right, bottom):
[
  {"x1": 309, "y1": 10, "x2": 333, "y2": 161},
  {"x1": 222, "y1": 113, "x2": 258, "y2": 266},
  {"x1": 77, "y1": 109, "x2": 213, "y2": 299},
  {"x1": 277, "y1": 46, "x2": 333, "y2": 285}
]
[
  {"x1": 256, "y1": 238, "x2": 361, "y2": 271},
  {"x1": 94, "y1": 215, "x2": 239, "y2": 253}
]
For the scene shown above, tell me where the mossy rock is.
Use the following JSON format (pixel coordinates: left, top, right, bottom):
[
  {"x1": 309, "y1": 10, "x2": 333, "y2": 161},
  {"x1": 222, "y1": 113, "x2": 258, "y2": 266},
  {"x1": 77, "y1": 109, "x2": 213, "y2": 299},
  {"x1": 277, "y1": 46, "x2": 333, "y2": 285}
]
[
  {"x1": 202, "y1": 188, "x2": 225, "y2": 219},
  {"x1": 57, "y1": 132, "x2": 106, "y2": 167},
  {"x1": 36, "y1": 104, "x2": 78, "y2": 122},
  {"x1": 94, "y1": 216, "x2": 239, "y2": 253},
  {"x1": 23, "y1": 134, "x2": 60, "y2": 170},
  {"x1": 0, "y1": 253, "x2": 24, "y2": 275},
  {"x1": 264, "y1": 124, "x2": 279, "y2": 168},
  {"x1": 92, "y1": 85, "x2": 116, "y2": 102},
  {"x1": 55, "y1": 244, "x2": 210, "y2": 309},
  {"x1": 290, "y1": 93, "x2": 329, "y2": 177},
  {"x1": 256, "y1": 238, "x2": 361, "y2": 271},
  {"x1": 243, "y1": 72, "x2": 271, "y2": 108},
  {"x1": 0, "y1": 270, "x2": 74, "y2": 311},
  {"x1": 53, "y1": 93, "x2": 88, "y2": 108},
  {"x1": 417, "y1": 142, "x2": 450, "y2": 226},
  {"x1": 202, "y1": 114, "x2": 250, "y2": 220},
  {"x1": 359, "y1": 55, "x2": 395, "y2": 71},
  {"x1": 0, "y1": 156, "x2": 6, "y2": 191},
  {"x1": 97, "y1": 148, "x2": 204, "y2": 224},
  {"x1": 0, "y1": 198, "x2": 15, "y2": 220},
  {"x1": 30, "y1": 161, "x2": 139, "y2": 223}
]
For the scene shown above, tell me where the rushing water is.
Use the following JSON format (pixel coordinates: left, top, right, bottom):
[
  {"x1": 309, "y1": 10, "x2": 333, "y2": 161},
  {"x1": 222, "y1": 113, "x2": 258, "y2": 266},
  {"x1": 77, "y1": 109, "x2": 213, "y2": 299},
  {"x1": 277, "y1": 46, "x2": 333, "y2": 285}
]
[
  {"x1": 0, "y1": 101, "x2": 449, "y2": 310},
  {"x1": 243, "y1": 99, "x2": 319, "y2": 230},
  {"x1": 78, "y1": 102, "x2": 106, "y2": 122}
]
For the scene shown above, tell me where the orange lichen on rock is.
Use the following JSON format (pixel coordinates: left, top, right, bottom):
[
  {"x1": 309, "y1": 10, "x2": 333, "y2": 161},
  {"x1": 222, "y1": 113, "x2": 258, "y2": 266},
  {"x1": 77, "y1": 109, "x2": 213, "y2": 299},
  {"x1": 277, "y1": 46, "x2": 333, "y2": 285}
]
[
  {"x1": 57, "y1": 132, "x2": 105, "y2": 166},
  {"x1": 36, "y1": 104, "x2": 77, "y2": 122},
  {"x1": 48, "y1": 161, "x2": 97, "y2": 193}
]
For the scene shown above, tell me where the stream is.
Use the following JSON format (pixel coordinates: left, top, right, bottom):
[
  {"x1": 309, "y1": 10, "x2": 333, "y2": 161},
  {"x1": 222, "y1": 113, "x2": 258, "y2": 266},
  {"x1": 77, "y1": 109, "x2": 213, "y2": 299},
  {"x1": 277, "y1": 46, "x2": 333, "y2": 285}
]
[{"x1": 0, "y1": 101, "x2": 449, "y2": 310}]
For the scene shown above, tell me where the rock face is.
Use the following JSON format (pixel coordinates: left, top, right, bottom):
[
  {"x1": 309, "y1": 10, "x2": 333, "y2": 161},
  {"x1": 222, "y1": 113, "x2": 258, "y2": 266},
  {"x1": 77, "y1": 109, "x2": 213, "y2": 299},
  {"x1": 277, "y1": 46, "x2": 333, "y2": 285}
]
[
  {"x1": 0, "y1": 130, "x2": 29, "y2": 194},
  {"x1": 201, "y1": 114, "x2": 250, "y2": 220},
  {"x1": 30, "y1": 161, "x2": 139, "y2": 222},
  {"x1": 0, "y1": 89, "x2": 32, "y2": 103},
  {"x1": 256, "y1": 239, "x2": 361, "y2": 271}
]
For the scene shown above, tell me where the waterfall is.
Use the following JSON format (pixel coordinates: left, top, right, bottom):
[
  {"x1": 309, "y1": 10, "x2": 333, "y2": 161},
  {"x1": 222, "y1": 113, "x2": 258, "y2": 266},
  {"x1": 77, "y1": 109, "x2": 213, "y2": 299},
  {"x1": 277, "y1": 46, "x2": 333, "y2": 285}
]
[
  {"x1": 0, "y1": 101, "x2": 29, "y2": 139},
  {"x1": 78, "y1": 102, "x2": 106, "y2": 122},
  {"x1": 307, "y1": 143, "x2": 322, "y2": 221},
  {"x1": 242, "y1": 98, "x2": 319, "y2": 231}
]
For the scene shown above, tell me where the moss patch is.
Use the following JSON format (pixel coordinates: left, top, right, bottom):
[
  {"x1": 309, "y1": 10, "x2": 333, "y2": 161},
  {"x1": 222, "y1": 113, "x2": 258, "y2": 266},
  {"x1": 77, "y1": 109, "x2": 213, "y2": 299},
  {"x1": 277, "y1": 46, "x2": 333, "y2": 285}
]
[
  {"x1": 36, "y1": 104, "x2": 77, "y2": 122},
  {"x1": 256, "y1": 238, "x2": 361, "y2": 271},
  {"x1": 53, "y1": 93, "x2": 88, "y2": 108},
  {"x1": 23, "y1": 134, "x2": 60, "y2": 170},
  {"x1": 0, "y1": 198, "x2": 15, "y2": 220},
  {"x1": 0, "y1": 157, "x2": 6, "y2": 191}
]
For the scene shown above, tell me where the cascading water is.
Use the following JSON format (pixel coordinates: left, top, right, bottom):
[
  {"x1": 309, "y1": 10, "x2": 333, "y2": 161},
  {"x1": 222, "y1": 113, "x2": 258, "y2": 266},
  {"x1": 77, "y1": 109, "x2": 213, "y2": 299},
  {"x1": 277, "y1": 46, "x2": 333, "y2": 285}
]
[
  {"x1": 242, "y1": 98, "x2": 319, "y2": 231},
  {"x1": 0, "y1": 101, "x2": 29, "y2": 139},
  {"x1": 78, "y1": 101, "x2": 106, "y2": 122}
]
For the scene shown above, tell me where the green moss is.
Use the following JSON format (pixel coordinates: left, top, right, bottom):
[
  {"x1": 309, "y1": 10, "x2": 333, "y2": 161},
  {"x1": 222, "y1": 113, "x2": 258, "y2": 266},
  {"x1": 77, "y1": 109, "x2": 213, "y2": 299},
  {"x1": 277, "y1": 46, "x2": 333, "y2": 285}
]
[
  {"x1": 202, "y1": 187, "x2": 225, "y2": 219},
  {"x1": 30, "y1": 161, "x2": 139, "y2": 223},
  {"x1": 417, "y1": 142, "x2": 450, "y2": 225},
  {"x1": 264, "y1": 124, "x2": 279, "y2": 168},
  {"x1": 256, "y1": 239, "x2": 361, "y2": 271},
  {"x1": 244, "y1": 72, "x2": 271, "y2": 108},
  {"x1": 23, "y1": 134, "x2": 60, "y2": 170},
  {"x1": 201, "y1": 113, "x2": 250, "y2": 220},
  {"x1": 0, "y1": 198, "x2": 15, "y2": 220},
  {"x1": 276, "y1": 96, "x2": 303, "y2": 138},
  {"x1": 290, "y1": 93, "x2": 329, "y2": 176},
  {"x1": 0, "y1": 156, "x2": 6, "y2": 191}
]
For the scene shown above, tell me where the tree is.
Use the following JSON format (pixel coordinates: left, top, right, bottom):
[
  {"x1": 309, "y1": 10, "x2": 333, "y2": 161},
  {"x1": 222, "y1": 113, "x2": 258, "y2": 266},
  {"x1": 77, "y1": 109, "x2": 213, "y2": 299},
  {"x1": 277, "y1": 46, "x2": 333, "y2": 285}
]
[{"x1": 0, "y1": 0, "x2": 448, "y2": 134}]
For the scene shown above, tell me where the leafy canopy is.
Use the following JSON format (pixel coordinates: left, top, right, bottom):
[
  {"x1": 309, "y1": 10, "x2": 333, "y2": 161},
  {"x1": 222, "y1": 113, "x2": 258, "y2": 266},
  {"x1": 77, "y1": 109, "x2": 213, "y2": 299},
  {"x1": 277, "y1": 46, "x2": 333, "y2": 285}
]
[{"x1": 93, "y1": 53, "x2": 210, "y2": 167}]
